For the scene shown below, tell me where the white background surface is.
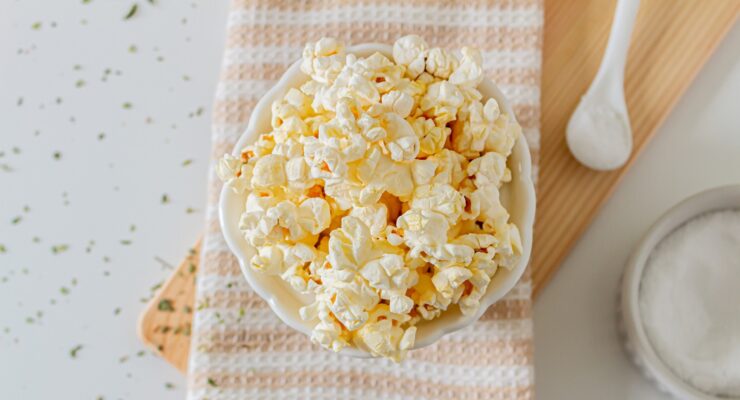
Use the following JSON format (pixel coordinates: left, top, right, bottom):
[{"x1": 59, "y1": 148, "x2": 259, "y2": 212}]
[{"x1": 0, "y1": 1, "x2": 737, "y2": 399}]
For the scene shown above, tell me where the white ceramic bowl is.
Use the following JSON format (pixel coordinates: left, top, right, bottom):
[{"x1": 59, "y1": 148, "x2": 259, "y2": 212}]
[
  {"x1": 620, "y1": 184, "x2": 740, "y2": 399},
  {"x1": 219, "y1": 43, "x2": 536, "y2": 356}
]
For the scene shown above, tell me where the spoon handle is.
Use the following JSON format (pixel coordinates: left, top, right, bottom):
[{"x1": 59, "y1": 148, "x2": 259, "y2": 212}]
[{"x1": 591, "y1": 0, "x2": 641, "y2": 91}]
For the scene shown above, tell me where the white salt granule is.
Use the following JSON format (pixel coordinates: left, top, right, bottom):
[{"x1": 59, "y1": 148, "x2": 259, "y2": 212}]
[{"x1": 640, "y1": 209, "x2": 740, "y2": 397}]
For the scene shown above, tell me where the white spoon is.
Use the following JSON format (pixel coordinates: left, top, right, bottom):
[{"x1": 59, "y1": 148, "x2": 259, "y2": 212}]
[{"x1": 566, "y1": 0, "x2": 641, "y2": 171}]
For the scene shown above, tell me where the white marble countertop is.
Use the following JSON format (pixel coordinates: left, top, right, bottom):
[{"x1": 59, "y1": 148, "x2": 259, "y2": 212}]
[{"x1": 1, "y1": 1, "x2": 738, "y2": 398}]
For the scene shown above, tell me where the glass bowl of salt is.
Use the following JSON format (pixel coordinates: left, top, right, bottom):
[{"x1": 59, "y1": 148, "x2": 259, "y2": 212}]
[{"x1": 620, "y1": 184, "x2": 740, "y2": 400}]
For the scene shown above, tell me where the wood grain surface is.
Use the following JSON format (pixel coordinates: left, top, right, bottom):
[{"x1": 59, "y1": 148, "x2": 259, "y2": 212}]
[{"x1": 137, "y1": 0, "x2": 740, "y2": 373}]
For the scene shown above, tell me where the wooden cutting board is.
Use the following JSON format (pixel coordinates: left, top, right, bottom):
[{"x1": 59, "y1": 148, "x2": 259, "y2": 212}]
[{"x1": 138, "y1": 0, "x2": 740, "y2": 373}]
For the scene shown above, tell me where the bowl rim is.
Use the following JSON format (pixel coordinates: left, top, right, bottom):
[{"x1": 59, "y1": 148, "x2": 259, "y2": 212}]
[
  {"x1": 218, "y1": 42, "x2": 536, "y2": 356},
  {"x1": 621, "y1": 184, "x2": 740, "y2": 399}
]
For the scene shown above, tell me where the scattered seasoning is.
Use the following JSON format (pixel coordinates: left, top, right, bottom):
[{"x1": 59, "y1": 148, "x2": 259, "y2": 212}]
[
  {"x1": 11, "y1": 216, "x2": 22, "y2": 225},
  {"x1": 12, "y1": 147, "x2": 21, "y2": 154},
  {"x1": 0, "y1": 244, "x2": 6, "y2": 253},
  {"x1": 158, "y1": 299, "x2": 175, "y2": 312},
  {"x1": 165, "y1": 382, "x2": 175, "y2": 390},
  {"x1": 75, "y1": 80, "x2": 85, "y2": 88},
  {"x1": 154, "y1": 257, "x2": 174, "y2": 270},
  {"x1": 188, "y1": 263, "x2": 196, "y2": 274},
  {"x1": 182, "y1": 75, "x2": 191, "y2": 81},
  {"x1": 69, "y1": 344, "x2": 83, "y2": 358},
  {"x1": 207, "y1": 378, "x2": 218, "y2": 387},
  {"x1": 118, "y1": 355, "x2": 129, "y2": 363},
  {"x1": 128, "y1": 44, "x2": 137, "y2": 53},
  {"x1": 122, "y1": 102, "x2": 132, "y2": 109},
  {"x1": 136, "y1": 350, "x2": 146, "y2": 357},
  {"x1": 185, "y1": 207, "x2": 197, "y2": 214},
  {"x1": 82, "y1": 0, "x2": 92, "y2": 4},
  {"x1": 0, "y1": 164, "x2": 13, "y2": 172},
  {"x1": 123, "y1": 4, "x2": 138, "y2": 20},
  {"x1": 23, "y1": 205, "x2": 30, "y2": 213},
  {"x1": 73, "y1": 64, "x2": 82, "y2": 70},
  {"x1": 32, "y1": 237, "x2": 40, "y2": 243},
  {"x1": 97, "y1": 132, "x2": 106, "y2": 140},
  {"x1": 182, "y1": 305, "x2": 192, "y2": 314},
  {"x1": 53, "y1": 151, "x2": 62, "y2": 160},
  {"x1": 60, "y1": 287, "x2": 70, "y2": 295},
  {"x1": 17, "y1": 97, "x2": 24, "y2": 106},
  {"x1": 181, "y1": 159, "x2": 193, "y2": 167},
  {"x1": 120, "y1": 239, "x2": 132, "y2": 246},
  {"x1": 160, "y1": 194, "x2": 170, "y2": 204},
  {"x1": 113, "y1": 307, "x2": 121, "y2": 315},
  {"x1": 31, "y1": 22, "x2": 42, "y2": 30},
  {"x1": 51, "y1": 244, "x2": 69, "y2": 254}
]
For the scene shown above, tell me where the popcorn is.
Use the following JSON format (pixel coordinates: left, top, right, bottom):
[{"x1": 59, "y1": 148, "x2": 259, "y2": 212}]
[
  {"x1": 392, "y1": 35, "x2": 428, "y2": 79},
  {"x1": 217, "y1": 153, "x2": 253, "y2": 194},
  {"x1": 425, "y1": 47, "x2": 458, "y2": 79},
  {"x1": 449, "y1": 47, "x2": 484, "y2": 87},
  {"x1": 301, "y1": 37, "x2": 346, "y2": 84},
  {"x1": 218, "y1": 36, "x2": 523, "y2": 362},
  {"x1": 251, "y1": 154, "x2": 286, "y2": 188},
  {"x1": 410, "y1": 116, "x2": 450, "y2": 156},
  {"x1": 420, "y1": 81, "x2": 464, "y2": 126}
]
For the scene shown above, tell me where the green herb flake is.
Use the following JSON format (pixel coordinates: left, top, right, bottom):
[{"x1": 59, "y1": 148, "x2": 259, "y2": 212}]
[
  {"x1": 157, "y1": 299, "x2": 175, "y2": 312},
  {"x1": 188, "y1": 263, "x2": 196, "y2": 274},
  {"x1": 118, "y1": 355, "x2": 129, "y2": 363},
  {"x1": 120, "y1": 239, "x2": 132, "y2": 246},
  {"x1": 75, "y1": 80, "x2": 86, "y2": 88},
  {"x1": 23, "y1": 205, "x2": 30, "y2": 213},
  {"x1": 164, "y1": 382, "x2": 175, "y2": 390},
  {"x1": 82, "y1": 0, "x2": 92, "y2": 4},
  {"x1": 113, "y1": 307, "x2": 121, "y2": 315},
  {"x1": 207, "y1": 378, "x2": 218, "y2": 387},
  {"x1": 12, "y1": 147, "x2": 21, "y2": 154},
  {"x1": 69, "y1": 344, "x2": 83, "y2": 358},
  {"x1": 128, "y1": 44, "x2": 137, "y2": 53},
  {"x1": 185, "y1": 207, "x2": 196, "y2": 214},
  {"x1": 0, "y1": 244, "x2": 7, "y2": 253},
  {"x1": 181, "y1": 159, "x2": 193, "y2": 167},
  {"x1": 60, "y1": 286, "x2": 70, "y2": 295},
  {"x1": 51, "y1": 244, "x2": 69, "y2": 254},
  {"x1": 136, "y1": 350, "x2": 146, "y2": 357},
  {"x1": 160, "y1": 194, "x2": 170, "y2": 204},
  {"x1": 31, "y1": 22, "x2": 42, "y2": 30},
  {"x1": 122, "y1": 102, "x2": 132, "y2": 109},
  {"x1": 11, "y1": 216, "x2": 22, "y2": 225},
  {"x1": 123, "y1": 4, "x2": 138, "y2": 20},
  {"x1": 53, "y1": 151, "x2": 62, "y2": 160}
]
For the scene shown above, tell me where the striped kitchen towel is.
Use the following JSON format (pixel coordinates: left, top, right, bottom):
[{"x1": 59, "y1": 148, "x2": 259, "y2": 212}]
[{"x1": 188, "y1": 1, "x2": 542, "y2": 399}]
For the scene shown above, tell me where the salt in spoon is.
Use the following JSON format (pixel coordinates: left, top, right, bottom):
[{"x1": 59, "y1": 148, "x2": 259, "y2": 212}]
[{"x1": 566, "y1": 0, "x2": 641, "y2": 171}]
